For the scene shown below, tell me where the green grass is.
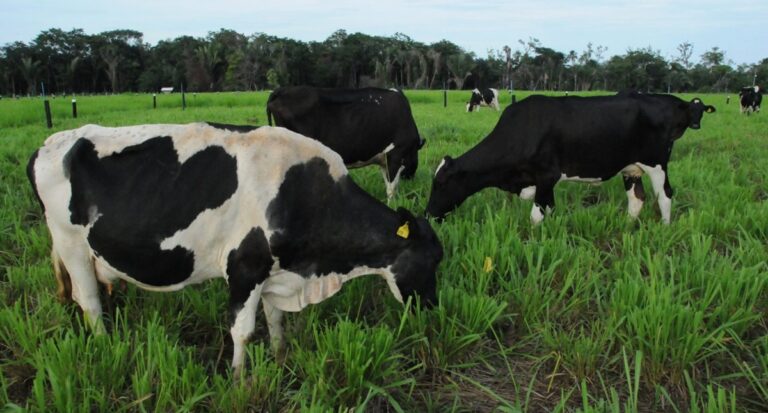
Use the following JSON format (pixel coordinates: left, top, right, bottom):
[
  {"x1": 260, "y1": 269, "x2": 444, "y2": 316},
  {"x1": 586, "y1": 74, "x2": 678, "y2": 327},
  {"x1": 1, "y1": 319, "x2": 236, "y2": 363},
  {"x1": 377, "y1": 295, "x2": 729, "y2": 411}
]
[{"x1": 1, "y1": 90, "x2": 766, "y2": 411}]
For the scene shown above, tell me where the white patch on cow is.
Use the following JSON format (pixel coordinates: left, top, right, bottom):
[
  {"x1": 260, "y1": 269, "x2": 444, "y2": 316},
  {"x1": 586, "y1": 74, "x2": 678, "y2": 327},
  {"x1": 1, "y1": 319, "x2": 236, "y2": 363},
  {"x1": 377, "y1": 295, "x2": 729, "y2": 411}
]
[
  {"x1": 261, "y1": 266, "x2": 399, "y2": 312},
  {"x1": 626, "y1": 184, "x2": 643, "y2": 219},
  {"x1": 383, "y1": 165, "x2": 406, "y2": 199},
  {"x1": 348, "y1": 143, "x2": 394, "y2": 169},
  {"x1": 530, "y1": 203, "x2": 545, "y2": 225},
  {"x1": 559, "y1": 173, "x2": 602, "y2": 185},
  {"x1": 435, "y1": 158, "x2": 447, "y2": 177},
  {"x1": 621, "y1": 164, "x2": 644, "y2": 178},
  {"x1": 638, "y1": 163, "x2": 671, "y2": 224},
  {"x1": 755, "y1": 86, "x2": 760, "y2": 93},
  {"x1": 466, "y1": 102, "x2": 471, "y2": 112},
  {"x1": 473, "y1": 88, "x2": 480, "y2": 94},
  {"x1": 490, "y1": 88, "x2": 500, "y2": 110},
  {"x1": 230, "y1": 284, "x2": 263, "y2": 374},
  {"x1": 519, "y1": 186, "x2": 536, "y2": 200}
]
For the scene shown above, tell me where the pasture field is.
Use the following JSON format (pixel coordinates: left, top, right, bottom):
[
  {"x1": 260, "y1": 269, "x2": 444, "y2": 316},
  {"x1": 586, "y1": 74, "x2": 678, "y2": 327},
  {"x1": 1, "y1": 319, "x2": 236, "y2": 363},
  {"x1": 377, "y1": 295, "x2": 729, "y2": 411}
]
[{"x1": 0, "y1": 90, "x2": 767, "y2": 412}]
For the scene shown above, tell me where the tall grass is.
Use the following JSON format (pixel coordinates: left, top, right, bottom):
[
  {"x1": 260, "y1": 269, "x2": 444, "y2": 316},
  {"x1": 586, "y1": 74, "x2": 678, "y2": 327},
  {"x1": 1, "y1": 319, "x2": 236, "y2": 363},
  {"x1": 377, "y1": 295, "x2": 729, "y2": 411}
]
[{"x1": 1, "y1": 90, "x2": 766, "y2": 411}]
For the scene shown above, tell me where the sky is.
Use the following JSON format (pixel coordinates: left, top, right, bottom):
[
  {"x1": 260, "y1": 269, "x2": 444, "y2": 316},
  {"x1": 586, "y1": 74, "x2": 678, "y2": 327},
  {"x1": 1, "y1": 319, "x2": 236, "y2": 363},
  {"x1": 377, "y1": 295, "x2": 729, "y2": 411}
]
[{"x1": 2, "y1": 0, "x2": 766, "y2": 66}]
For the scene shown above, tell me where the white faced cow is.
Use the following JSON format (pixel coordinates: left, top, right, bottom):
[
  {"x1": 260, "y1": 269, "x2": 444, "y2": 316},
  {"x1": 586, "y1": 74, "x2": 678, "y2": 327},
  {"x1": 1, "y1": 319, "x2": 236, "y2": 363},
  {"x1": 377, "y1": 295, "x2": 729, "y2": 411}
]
[
  {"x1": 27, "y1": 122, "x2": 443, "y2": 374},
  {"x1": 466, "y1": 88, "x2": 500, "y2": 112},
  {"x1": 428, "y1": 93, "x2": 716, "y2": 225}
]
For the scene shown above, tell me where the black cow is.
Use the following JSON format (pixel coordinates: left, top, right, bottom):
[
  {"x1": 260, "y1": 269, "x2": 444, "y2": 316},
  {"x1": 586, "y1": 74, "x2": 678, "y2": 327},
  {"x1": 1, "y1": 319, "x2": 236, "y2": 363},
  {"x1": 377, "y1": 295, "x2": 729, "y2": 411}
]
[
  {"x1": 427, "y1": 93, "x2": 716, "y2": 224},
  {"x1": 466, "y1": 88, "x2": 500, "y2": 112},
  {"x1": 739, "y1": 86, "x2": 762, "y2": 114},
  {"x1": 27, "y1": 122, "x2": 443, "y2": 374},
  {"x1": 267, "y1": 86, "x2": 425, "y2": 198}
]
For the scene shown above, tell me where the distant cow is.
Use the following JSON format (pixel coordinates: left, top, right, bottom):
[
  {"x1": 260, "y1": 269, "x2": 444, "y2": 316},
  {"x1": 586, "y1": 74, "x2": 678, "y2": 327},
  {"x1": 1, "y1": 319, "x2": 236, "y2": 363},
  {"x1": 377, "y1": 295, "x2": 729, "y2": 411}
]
[
  {"x1": 267, "y1": 86, "x2": 425, "y2": 198},
  {"x1": 27, "y1": 122, "x2": 443, "y2": 374},
  {"x1": 466, "y1": 88, "x2": 500, "y2": 112},
  {"x1": 739, "y1": 86, "x2": 762, "y2": 114},
  {"x1": 427, "y1": 93, "x2": 715, "y2": 224}
]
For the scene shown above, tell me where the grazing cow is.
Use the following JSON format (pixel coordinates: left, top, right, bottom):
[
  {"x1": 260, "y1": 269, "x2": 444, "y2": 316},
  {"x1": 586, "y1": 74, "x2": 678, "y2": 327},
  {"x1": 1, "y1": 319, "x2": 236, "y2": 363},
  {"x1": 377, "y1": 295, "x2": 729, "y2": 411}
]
[
  {"x1": 739, "y1": 86, "x2": 762, "y2": 114},
  {"x1": 27, "y1": 122, "x2": 443, "y2": 374},
  {"x1": 266, "y1": 86, "x2": 425, "y2": 198},
  {"x1": 466, "y1": 88, "x2": 500, "y2": 112},
  {"x1": 427, "y1": 93, "x2": 716, "y2": 224}
]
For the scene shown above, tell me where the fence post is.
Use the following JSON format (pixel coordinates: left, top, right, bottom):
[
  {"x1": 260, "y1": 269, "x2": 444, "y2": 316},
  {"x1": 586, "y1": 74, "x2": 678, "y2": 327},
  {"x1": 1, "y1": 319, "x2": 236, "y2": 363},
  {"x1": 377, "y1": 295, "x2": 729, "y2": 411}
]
[
  {"x1": 443, "y1": 81, "x2": 447, "y2": 108},
  {"x1": 153, "y1": 93, "x2": 157, "y2": 109},
  {"x1": 181, "y1": 84, "x2": 186, "y2": 110},
  {"x1": 41, "y1": 82, "x2": 52, "y2": 128},
  {"x1": 44, "y1": 100, "x2": 52, "y2": 128},
  {"x1": 72, "y1": 98, "x2": 77, "y2": 118}
]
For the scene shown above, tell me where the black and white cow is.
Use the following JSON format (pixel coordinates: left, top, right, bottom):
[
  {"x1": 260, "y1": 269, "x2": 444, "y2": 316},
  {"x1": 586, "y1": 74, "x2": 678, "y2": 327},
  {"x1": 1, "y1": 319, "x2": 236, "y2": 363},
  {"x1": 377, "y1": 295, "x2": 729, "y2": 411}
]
[
  {"x1": 27, "y1": 122, "x2": 443, "y2": 374},
  {"x1": 427, "y1": 93, "x2": 716, "y2": 224},
  {"x1": 739, "y1": 86, "x2": 762, "y2": 114},
  {"x1": 267, "y1": 86, "x2": 425, "y2": 198},
  {"x1": 466, "y1": 88, "x2": 500, "y2": 112}
]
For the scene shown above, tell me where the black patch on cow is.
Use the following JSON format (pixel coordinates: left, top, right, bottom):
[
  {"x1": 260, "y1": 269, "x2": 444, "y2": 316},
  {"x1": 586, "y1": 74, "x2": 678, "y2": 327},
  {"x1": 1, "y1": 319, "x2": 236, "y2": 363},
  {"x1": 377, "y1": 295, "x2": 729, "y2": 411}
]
[
  {"x1": 266, "y1": 157, "x2": 403, "y2": 277},
  {"x1": 26, "y1": 149, "x2": 45, "y2": 212},
  {"x1": 623, "y1": 176, "x2": 646, "y2": 201},
  {"x1": 65, "y1": 136, "x2": 238, "y2": 286},
  {"x1": 205, "y1": 122, "x2": 260, "y2": 133},
  {"x1": 226, "y1": 227, "x2": 273, "y2": 315}
]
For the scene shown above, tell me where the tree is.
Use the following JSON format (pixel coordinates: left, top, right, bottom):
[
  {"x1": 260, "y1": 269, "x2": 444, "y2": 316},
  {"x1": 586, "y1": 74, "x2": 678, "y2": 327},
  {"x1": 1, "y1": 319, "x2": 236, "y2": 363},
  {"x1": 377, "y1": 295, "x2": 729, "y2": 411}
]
[{"x1": 676, "y1": 42, "x2": 694, "y2": 70}]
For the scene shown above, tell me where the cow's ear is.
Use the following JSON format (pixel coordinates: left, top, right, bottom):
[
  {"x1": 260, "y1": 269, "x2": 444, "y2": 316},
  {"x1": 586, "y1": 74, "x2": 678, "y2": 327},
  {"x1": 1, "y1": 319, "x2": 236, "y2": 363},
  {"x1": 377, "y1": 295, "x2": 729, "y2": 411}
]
[
  {"x1": 705, "y1": 105, "x2": 716, "y2": 113},
  {"x1": 395, "y1": 207, "x2": 417, "y2": 239}
]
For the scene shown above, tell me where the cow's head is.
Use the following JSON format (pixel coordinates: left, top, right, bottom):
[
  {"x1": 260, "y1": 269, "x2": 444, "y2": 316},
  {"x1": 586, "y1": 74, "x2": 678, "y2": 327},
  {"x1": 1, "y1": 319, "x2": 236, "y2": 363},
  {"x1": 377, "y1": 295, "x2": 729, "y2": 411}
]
[
  {"x1": 466, "y1": 91, "x2": 482, "y2": 112},
  {"x1": 687, "y1": 98, "x2": 716, "y2": 129},
  {"x1": 387, "y1": 136, "x2": 425, "y2": 181},
  {"x1": 389, "y1": 207, "x2": 442, "y2": 308},
  {"x1": 425, "y1": 156, "x2": 471, "y2": 220}
]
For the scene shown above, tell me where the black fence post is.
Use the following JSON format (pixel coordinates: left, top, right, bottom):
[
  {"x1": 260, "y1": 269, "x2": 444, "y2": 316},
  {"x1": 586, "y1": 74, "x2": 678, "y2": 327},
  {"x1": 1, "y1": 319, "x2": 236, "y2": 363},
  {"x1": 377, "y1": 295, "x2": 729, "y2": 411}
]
[
  {"x1": 44, "y1": 100, "x2": 52, "y2": 128},
  {"x1": 153, "y1": 93, "x2": 157, "y2": 109},
  {"x1": 181, "y1": 84, "x2": 186, "y2": 110},
  {"x1": 511, "y1": 94, "x2": 516, "y2": 104},
  {"x1": 443, "y1": 81, "x2": 447, "y2": 108},
  {"x1": 72, "y1": 98, "x2": 77, "y2": 118}
]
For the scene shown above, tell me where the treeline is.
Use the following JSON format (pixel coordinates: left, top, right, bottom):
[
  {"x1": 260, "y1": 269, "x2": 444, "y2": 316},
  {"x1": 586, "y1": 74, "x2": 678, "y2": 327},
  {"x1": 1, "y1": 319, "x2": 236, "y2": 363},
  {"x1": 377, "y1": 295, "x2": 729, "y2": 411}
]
[{"x1": 1, "y1": 28, "x2": 766, "y2": 96}]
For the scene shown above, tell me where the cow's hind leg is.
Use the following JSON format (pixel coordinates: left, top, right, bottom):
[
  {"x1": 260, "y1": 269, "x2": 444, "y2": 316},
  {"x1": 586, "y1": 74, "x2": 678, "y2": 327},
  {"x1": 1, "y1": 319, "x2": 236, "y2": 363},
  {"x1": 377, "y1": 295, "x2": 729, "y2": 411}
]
[
  {"x1": 622, "y1": 175, "x2": 646, "y2": 219},
  {"x1": 639, "y1": 164, "x2": 673, "y2": 224},
  {"x1": 51, "y1": 248, "x2": 73, "y2": 303},
  {"x1": 50, "y1": 232, "x2": 105, "y2": 334}
]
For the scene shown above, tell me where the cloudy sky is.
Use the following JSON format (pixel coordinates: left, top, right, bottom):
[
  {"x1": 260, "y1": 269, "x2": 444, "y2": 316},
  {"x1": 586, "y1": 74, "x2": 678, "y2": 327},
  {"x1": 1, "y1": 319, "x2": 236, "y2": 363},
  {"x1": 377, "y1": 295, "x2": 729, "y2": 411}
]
[{"x1": 2, "y1": 0, "x2": 766, "y2": 65}]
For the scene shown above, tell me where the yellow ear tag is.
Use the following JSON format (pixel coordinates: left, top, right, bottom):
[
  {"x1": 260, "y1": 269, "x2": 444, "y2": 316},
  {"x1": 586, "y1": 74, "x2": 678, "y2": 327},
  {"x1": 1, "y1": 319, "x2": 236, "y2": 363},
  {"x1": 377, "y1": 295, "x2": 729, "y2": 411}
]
[
  {"x1": 483, "y1": 257, "x2": 493, "y2": 273},
  {"x1": 397, "y1": 222, "x2": 410, "y2": 239}
]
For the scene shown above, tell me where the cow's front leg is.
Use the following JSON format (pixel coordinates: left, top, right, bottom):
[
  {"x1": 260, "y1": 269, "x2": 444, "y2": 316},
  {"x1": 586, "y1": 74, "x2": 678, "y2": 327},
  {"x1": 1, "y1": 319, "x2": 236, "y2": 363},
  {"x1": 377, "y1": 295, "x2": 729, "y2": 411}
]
[
  {"x1": 639, "y1": 164, "x2": 673, "y2": 224},
  {"x1": 381, "y1": 164, "x2": 405, "y2": 200},
  {"x1": 531, "y1": 173, "x2": 558, "y2": 225},
  {"x1": 230, "y1": 283, "x2": 263, "y2": 376},
  {"x1": 263, "y1": 300, "x2": 285, "y2": 360},
  {"x1": 622, "y1": 175, "x2": 646, "y2": 219}
]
